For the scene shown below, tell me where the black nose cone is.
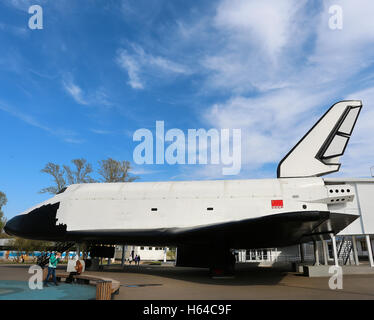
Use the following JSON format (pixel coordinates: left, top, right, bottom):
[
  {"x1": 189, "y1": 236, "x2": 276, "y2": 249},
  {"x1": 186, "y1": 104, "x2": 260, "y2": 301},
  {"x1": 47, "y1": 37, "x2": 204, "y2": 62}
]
[
  {"x1": 4, "y1": 215, "x2": 25, "y2": 237},
  {"x1": 4, "y1": 202, "x2": 66, "y2": 240}
]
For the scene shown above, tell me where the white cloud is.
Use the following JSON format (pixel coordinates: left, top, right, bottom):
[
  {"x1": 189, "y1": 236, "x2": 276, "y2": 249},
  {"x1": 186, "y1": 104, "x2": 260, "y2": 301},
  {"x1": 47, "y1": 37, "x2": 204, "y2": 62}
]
[
  {"x1": 188, "y1": 0, "x2": 374, "y2": 178},
  {"x1": 94, "y1": 88, "x2": 113, "y2": 107},
  {"x1": 114, "y1": 0, "x2": 374, "y2": 179},
  {"x1": 116, "y1": 45, "x2": 191, "y2": 90},
  {"x1": 62, "y1": 76, "x2": 113, "y2": 107},
  {"x1": 193, "y1": 0, "x2": 374, "y2": 95},
  {"x1": 91, "y1": 129, "x2": 112, "y2": 135},
  {"x1": 214, "y1": 0, "x2": 307, "y2": 60},
  {"x1": 62, "y1": 78, "x2": 88, "y2": 105},
  {"x1": 62, "y1": 137, "x2": 85, "y2": 144},
  {"x1": 131, "y1": 167, "x2": 160, "y2": 175},
  {"x1": 116, "y1": 50, "x2": 144, "y2": 89},
  {"x1": 306, "y1": 0, "x2": 374, "y2": 86},
  {"x1": 196, "y1": 0, "x2": 314, "y2": 93},
  {"x1": 203, "y1": 88, "x2": 334, "y2": 172}
]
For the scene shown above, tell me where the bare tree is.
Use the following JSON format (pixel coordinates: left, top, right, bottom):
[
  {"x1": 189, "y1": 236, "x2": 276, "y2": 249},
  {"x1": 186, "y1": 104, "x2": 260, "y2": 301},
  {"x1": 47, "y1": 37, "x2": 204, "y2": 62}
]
[
  {"x1": 40, "y1": 159, "x2": 96, "y2": 195},
  {"x1": 0, "y1": 191, "x2": 7, "y2": 234},
  {"x1": 97, "y1": 158, "x2": 138, "y2": 182},
  {"x1": 64, "y1": 158, "x2": 96, "y2": 184},
  {"x1": 39, "y1": 163, "x2": 67, "y2": 195}
]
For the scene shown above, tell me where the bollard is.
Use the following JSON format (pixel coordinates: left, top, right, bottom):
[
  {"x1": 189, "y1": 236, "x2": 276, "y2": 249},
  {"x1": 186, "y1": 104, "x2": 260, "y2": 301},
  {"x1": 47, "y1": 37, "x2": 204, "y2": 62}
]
[{"x1": 96, "y1": 280, "x2": 112, "y2": 300}]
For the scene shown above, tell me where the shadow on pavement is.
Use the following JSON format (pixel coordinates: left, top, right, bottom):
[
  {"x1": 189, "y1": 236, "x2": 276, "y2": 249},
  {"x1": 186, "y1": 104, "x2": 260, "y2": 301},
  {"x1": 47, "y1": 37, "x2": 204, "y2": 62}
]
[{"x1": 88, "y1": 262, "x2": 295, "y2": 286}]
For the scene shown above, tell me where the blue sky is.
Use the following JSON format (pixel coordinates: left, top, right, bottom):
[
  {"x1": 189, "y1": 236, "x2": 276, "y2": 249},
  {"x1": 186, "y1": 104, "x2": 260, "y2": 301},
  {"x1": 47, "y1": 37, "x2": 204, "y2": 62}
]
[{"x1": 1, "y1": 0, "x2": 374, "y2": 219}]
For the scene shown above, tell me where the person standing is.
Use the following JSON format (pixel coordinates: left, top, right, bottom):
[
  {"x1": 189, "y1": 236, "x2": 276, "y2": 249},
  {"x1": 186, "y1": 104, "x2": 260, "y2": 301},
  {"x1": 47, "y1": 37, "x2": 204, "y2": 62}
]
[
  {"x1": 44, "y1": 252, "x2": 61, "y2": 287},
  {"x1": 137, "y1": 255, "x2": 141, "y2": 266}
]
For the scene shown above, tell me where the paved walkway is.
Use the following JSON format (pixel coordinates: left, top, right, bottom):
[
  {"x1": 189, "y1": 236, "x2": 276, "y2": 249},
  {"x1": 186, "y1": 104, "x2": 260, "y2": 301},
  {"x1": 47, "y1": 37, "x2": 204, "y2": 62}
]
[{"x1": 1, "y1": 263, "x2": 374, "y2": 300}]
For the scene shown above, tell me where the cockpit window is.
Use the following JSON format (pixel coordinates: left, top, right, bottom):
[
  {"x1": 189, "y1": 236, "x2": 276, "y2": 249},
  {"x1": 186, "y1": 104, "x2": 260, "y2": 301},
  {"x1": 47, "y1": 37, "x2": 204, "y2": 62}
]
[{"x1": 57, "y1": 187, "x2": 67, "y2": 195}]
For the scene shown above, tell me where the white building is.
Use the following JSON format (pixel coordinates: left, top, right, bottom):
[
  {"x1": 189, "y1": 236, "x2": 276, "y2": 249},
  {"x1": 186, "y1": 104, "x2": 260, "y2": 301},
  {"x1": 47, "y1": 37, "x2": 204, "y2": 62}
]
[{"x1": 114, "y1": 245, "x2": 171, "y2": 262}]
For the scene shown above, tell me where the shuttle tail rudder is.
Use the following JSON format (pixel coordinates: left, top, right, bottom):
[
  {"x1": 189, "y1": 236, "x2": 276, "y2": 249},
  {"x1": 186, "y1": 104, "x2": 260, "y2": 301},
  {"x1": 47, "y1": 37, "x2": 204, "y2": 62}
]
[{"x1": 277, "y1": 100, "x2": 362, "y2": 178}]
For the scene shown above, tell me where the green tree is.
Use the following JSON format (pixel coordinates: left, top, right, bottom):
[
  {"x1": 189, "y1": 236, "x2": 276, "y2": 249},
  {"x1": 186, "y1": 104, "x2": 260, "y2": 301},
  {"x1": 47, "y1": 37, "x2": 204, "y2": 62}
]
[
  {"x1": 39, "y1": 163, "x2": 67, "y2": 195},
  {"x1": 0, "y1": 191, "x2": 7, "y2": 234},
  {"x1": 167, "y1": 247, "x2": 176, "y2": 260},
  {"x1": 97, "y1": 158, "x2": 138, "y2": 182},
  {"x1": 10, "y1": 238, "x2": 52, "y2": 262}
]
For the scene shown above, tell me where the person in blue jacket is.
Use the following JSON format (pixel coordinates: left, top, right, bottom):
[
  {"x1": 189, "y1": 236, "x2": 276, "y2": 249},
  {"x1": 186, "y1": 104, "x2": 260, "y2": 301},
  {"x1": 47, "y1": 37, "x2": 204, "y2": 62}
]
[{"x1": 43, "y1": 252, "x2": 61, "y2": 287}]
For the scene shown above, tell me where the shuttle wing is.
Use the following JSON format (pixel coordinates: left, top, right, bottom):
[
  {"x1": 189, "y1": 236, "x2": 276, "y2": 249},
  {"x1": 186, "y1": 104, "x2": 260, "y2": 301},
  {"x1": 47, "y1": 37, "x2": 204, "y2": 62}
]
[
  {"x1": 65, "y1": 211, "x2": 358, "y2": 248},
  {"x1": 277, "y1": 100, "x2": 362, "y2": 178}
]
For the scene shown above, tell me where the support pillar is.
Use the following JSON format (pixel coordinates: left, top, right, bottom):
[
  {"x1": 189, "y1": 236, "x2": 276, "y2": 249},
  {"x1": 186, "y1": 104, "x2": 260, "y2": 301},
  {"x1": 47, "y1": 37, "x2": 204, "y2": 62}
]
[
  {"x1": 322, "y1": 240, "x2": 329, "y2": 266},
  {"x1": 331, "y1": 235, "x2": 339, "y2": 266},
  {"x1": 76, "y1": 243, "x2": 80, "y2": 260},
  {"x1": 163, "y1": 247, "x2": 167, "y2": 263},
  {"x1": 91, "y1": 258, "x2": 100, "y2": 271},
  {"x1": 352, "y1": 236, "x2": 359, "y2": 266},
  {"x1": 365, "y1": 235, "x2": 374, "y2": 267},
  {"x1": 313, "y1": 241, "x2": 320, "y2": 266},
  {"x1": 299, "y1": 243, "x2": 305, "y2": 263},
  {"x1": 121, "y1": 245, "x2": 126, "y2": 267}
]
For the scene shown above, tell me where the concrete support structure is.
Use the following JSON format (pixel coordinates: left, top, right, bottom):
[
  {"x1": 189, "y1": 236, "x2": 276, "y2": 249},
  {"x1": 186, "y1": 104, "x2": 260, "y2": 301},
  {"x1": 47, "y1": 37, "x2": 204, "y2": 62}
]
[
  {"x1": 365, "y1": 235, "x2": 374, "y2": 267},
  {"x1": 76, "y1": 243, "x2": 80, "y2": 260},
  {"x1": 131, "y1": 246, "x2": 135, "y2": 259},
  {"x1": 322, "y1": 240, "x2": 329, "y2": 266},
  {"x1": 163, "y1": 247, "x2": 167, "y2": 263},
  {"x1": 121, "y1": 245, "x2": 126, "y2": 267},
  {"x1": 299, "y1": 243, "x2": 305, "y2": 263},
  {"x1": 175, "y1": 248, "x2": 178, "y2": 266},
  {"x1": 313, "y1": 241, "x2": 320, "y2": 266},
  {"x1": 352, "y1": 236, "x2": 359, "y2": 266},
  {"x1": 91, "y1": 258, "x2": 100, "y2": 270},
  {"x1": 331, "y1": 235, "x2": 339, "y2": 266}
]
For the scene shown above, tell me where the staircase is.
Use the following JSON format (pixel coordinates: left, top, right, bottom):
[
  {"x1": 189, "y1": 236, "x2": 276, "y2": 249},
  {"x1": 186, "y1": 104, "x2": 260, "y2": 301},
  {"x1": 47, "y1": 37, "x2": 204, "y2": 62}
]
[
  {"x1": 37, "y1": 242, "x2": 75, "y2": 268},
  {"x1": 337, "y1": 237, "x2": 353, "y2": 265}
]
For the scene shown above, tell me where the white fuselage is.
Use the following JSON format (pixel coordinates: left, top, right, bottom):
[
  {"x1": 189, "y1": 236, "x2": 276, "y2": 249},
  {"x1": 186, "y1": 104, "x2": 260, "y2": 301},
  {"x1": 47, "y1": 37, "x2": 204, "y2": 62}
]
[{"x1": 22, "y1": 177, "x2": 356, "y2": 232}]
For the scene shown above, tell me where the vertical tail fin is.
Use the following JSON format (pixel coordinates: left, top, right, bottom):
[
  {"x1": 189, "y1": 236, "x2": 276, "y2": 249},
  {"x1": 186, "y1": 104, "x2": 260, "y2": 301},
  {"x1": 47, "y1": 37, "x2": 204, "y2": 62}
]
[{"x1": 277, "y1": 100, "x2": 362, "y2": 178}]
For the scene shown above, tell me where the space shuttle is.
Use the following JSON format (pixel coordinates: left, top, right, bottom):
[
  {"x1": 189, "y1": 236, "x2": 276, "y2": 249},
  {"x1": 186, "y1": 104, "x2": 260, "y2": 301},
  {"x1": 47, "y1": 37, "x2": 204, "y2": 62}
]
[{"x1": 4, "y1": 100, "x2": 364, "y2": 274}]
